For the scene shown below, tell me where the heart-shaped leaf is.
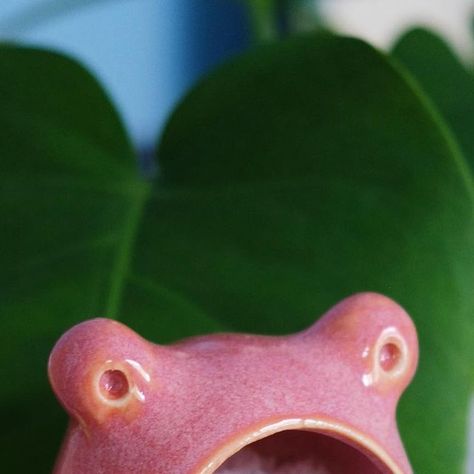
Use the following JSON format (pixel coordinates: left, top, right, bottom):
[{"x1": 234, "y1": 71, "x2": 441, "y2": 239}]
[
  {"x1": 393, "y1": 27, "x2": 474, "y2": 170},
  {"x1": 154, "y1": 34, "x2": 474, "y2": 472},
  {"x1": 1, "y1": 34, "x2": 473, "y2": 473}
]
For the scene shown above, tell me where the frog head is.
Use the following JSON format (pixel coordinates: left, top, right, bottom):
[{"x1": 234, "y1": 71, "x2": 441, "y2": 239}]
[{"x1": 49, "y1": 292, "x2": 418, "y2": 473}]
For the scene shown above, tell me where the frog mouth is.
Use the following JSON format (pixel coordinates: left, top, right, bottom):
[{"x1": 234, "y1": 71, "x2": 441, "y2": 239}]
[{"x1": 200, "y1": 417, "x2": 405, "y2": 474}]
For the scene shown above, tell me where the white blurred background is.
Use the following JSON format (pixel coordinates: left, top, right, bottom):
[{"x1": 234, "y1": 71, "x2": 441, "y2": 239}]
[{"x1": 320, "y1": 0, "x2": 474, "y2": 59}]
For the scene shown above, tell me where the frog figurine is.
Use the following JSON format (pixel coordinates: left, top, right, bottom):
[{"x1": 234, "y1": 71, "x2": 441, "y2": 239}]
[{"x1": 48, "y1": 292, "x2": 418, "y2": 473}]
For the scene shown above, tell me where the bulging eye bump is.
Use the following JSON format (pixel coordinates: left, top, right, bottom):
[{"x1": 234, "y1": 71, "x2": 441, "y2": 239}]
[{"x1": 362, "y1": 327, "x2": 409, "y2": 389}]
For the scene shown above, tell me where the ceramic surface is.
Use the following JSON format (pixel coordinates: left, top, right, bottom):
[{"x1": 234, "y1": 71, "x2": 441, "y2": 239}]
[{"x1": 49, "y1": 292, "x2": 418, "y2": 473}]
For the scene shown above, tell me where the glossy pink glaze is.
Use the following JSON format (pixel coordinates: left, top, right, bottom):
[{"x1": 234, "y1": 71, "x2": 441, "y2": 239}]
[{"x1": 48, "y1": 292, "x2": 418, "y2": 473}]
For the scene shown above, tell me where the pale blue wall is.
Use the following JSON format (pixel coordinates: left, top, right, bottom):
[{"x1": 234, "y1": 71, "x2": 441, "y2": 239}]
[{"x1": 0, "y1": 0, "x2": 249, "y2": 149}]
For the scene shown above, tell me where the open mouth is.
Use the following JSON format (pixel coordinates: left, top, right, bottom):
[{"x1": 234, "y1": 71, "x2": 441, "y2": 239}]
[{"x1": 203, "y1": 419, "x2": 402, "y2": 474}]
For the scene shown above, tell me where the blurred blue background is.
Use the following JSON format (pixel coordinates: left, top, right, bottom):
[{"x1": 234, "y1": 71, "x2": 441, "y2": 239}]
[
  {"x1": 0, "y1": 0, "x2": 250, "y2": 150},
  {"x1": 2, "y1": 1, "x2": 470, "y2": 152}
]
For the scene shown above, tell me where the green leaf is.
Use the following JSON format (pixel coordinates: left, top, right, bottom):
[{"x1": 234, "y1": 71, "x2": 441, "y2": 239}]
[
  {"x1": 0, "y1": 45, "x2": 218, "y2": 472},
  {"x1": 155, "y1": 34, "x2": 474, "y2": 472},
  {"x1": 0, "y1": 44, "x2": 140, "y2": 472},
  {"x1": 1, "y1": 34, "x2": 473, "y2": 473},
  {"x1": 393, "y1": 27, "x2": 474, "y2": 171}
]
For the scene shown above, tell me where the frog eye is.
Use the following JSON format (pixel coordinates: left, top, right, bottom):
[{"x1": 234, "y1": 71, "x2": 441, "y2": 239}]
[
  {"x1": 95, "y1": 364, "x2": 134, "y2": 407},
  {"x1": 99, "y1": 369, "x2": 129, "y2": 401},
  {"x1": 362, "y1": 327, "x2": 410, "y2": 390},
  {"x1": 92, "y1": 359, "x2": 149, "y2": 414}
]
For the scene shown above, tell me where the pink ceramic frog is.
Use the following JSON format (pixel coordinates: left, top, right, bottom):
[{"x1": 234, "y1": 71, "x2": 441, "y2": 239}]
[{"x1": 49, "y1": 292, "x2": 418, "y2": 473}]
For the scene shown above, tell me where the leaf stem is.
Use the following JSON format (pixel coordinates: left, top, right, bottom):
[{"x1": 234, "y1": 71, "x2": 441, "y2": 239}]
[
  {"x1": 244, "y1": 0, "x2": 322, "y2": 43},
  {"x1": 287, "y1": 0, "x2": 322, "y2": 35},
  {"x1": 244, "y1": 0, "x2": 279, "y2": 43}
]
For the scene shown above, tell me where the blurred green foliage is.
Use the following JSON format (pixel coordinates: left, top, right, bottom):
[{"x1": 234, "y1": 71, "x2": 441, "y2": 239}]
[
  {"x1": 1, "y1": 27, "x2": 474, "y2": 474},
  {"x1": 244, "y1": 0, "x2": 322, "y2": 41},
  {"x1": 393, "y1": 28, "x2": 474, "y2": 171}
]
